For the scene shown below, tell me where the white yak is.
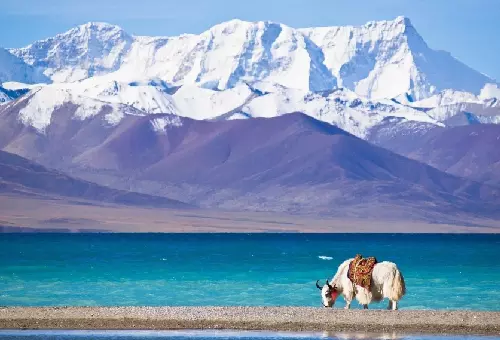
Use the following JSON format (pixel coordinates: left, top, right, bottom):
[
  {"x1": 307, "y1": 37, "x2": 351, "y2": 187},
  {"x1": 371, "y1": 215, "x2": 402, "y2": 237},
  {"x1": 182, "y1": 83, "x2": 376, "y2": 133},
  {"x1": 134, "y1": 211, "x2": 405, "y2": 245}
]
[{"x1": 316, "y1": 258, "x2": 406, "y2": 310}]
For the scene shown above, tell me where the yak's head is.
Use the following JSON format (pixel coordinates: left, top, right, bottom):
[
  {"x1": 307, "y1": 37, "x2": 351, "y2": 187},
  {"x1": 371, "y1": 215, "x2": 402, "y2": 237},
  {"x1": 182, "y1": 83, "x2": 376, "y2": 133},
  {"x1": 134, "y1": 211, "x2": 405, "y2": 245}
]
[{"x1": 316, "y1": 279, "x2": 338, "y2": 308}]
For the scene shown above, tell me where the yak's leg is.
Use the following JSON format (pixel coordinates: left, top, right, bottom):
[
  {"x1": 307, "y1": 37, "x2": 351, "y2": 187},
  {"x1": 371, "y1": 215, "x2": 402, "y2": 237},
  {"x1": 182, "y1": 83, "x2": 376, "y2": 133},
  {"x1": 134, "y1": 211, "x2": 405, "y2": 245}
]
[
  {"x1": 387, "y1": 300, "x2": 393, "y2": 310},
  {"x1": 344, "y1": 287, "x2": 355, "y2": 309},
  {"x1": 391, "y1": 300, "x2": 398, "y2": 311},
  {"x1": 363, "y1": 304, "x2": 368, "y2": 309},
  {"x1": 344, "y1": 299, "x2": 352, "y2": 309}
]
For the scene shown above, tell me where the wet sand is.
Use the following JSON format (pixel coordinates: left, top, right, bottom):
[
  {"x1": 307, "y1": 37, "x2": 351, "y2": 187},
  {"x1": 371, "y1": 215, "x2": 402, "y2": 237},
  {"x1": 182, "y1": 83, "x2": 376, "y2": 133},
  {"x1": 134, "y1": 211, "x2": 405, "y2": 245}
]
[{"x1": 1, "y1": 307, "x2": 499, "y2": 335}]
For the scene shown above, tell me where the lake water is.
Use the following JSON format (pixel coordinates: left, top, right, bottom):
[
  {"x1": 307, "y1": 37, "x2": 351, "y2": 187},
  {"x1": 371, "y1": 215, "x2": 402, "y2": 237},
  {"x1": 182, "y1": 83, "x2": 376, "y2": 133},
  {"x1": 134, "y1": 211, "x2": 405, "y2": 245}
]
[
  {"x1": 0, "y1": 330, "x2": 498, "y2": 340},
  {"x1": 0, "y1": 233, "x2": 499, "y2": 310}
]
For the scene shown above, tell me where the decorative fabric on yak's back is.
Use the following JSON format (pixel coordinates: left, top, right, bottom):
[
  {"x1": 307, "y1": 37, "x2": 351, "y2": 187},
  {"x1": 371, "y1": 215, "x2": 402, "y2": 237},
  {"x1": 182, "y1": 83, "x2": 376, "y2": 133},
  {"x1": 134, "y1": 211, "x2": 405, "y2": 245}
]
[{"x1": 348, "y1": 254, "x2": 377, "y2": 290}]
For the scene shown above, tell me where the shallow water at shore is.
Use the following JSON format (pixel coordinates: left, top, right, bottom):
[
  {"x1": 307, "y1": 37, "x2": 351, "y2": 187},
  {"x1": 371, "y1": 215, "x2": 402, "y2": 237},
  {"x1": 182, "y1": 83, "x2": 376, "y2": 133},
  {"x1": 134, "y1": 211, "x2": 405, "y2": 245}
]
[
  {"x1": 1, "y1": 233, "x2": 499, "y2": 310},
  {"x1": 0, "y1": 330, "x2": 499, "y2": 340}
]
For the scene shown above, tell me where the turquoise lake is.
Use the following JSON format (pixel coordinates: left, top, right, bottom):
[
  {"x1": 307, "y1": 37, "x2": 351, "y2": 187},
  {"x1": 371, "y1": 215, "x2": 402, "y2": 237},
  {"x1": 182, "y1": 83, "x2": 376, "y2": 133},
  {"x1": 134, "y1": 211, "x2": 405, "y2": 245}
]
[{"x1": 0, "y1": 233, "x2": 499, "y2": 310}]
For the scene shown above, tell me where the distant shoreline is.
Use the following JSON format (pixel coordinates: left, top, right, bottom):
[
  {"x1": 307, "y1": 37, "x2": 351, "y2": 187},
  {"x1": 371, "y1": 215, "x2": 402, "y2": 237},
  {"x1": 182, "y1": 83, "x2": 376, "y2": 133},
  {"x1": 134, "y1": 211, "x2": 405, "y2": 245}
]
[
  {"x1": 2, "y1": 224, "x2": 500, "y2": 234},
  {"x1": 2, "y1": 196, "x2": 500, "y2": 233},
  {"x1": 1, "y1": 307, "x2": 499, "y2": 335}
]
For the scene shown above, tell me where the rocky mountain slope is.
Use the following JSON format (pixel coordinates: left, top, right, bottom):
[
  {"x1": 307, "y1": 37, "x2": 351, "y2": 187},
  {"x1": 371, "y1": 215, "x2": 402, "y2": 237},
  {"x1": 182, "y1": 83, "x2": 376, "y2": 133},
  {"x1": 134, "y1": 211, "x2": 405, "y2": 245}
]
[
  {"x1": 0, "y1": 149, "x2": 190, "y2": 209},
  {"x1": 1, "y1": 101, "x2": 499, "y2": 221},
  {"x1": 370, "y1": 124, "x2": 500, "y2": 185}
]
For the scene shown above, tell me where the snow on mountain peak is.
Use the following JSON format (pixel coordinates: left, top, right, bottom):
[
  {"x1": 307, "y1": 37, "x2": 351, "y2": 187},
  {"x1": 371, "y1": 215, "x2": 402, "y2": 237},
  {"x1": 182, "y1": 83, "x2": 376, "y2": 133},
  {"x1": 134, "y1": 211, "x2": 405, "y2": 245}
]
[
  {"x1": 186, "y1": 18, "x2": 336, "y2": 91},
  {"x1": 5, "y1": 73, "x2": 444, "y2": 140},
  {"x1": 362, "y1": 15, "x2": 414, "y2": 34},
  {"x1": 0, "y1": 85, "x2": 28, "y2": 104},
  {"x1": 10, "y1": 22, "x2": 133, "y2": 83},
  {"x1": 4, "y1": 16, "x2": 499, "y2": 135},
  {"x1": 9, "y1": 16, "x2": 497, "y2": 99},
  {"x1": 238, "y1": 85, "x2": 439, "y2": 138},
  {"x1": 78, "y1": 21, "x2": 124, "y2": 31},
  {"x1": 207, "y1": 18, "x2": 287, "y2": 34},
  {"x1": 0, "y1": 48, "x2": 50, "y2": 84},
  {"x1": 394, "y1": 15, "x2": 412, "y2": 26},
  {"x1": 13, "y1": 81, "x2": 153, "y2": 132},
  {"x1": 480, "y1": 83, "x2": 500, "y2": 100},
  {"x1": 109, "y1": 18, "x2": 337, "y2": 92},
  {"x1": 300, "y1": 16, "x2": 496, "y2": 100},
  {"x1": 410, "y1": 89, "x2": 482, "y2": 108}
]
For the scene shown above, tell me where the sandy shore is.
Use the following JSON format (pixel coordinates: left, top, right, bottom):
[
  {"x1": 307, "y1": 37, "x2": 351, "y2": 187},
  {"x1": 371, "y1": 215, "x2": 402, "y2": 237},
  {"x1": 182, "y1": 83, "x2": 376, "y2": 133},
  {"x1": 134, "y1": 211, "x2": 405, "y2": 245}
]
[{"x1": 1, "y1": 307, "x2": 499, "y2": 335}]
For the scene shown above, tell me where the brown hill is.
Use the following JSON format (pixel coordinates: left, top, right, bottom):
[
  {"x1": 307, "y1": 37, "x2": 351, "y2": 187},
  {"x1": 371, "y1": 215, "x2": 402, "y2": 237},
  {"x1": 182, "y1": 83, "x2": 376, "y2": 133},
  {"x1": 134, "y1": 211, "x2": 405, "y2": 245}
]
[{"x1": 1, "y1": 98, "x2": 499, "y2": 222}]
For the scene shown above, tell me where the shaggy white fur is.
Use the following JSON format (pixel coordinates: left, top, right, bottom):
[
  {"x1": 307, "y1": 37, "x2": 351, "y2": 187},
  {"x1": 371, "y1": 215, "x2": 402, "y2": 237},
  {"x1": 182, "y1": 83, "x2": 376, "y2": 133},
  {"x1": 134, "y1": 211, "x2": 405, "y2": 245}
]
[{"x1": 318, "y1": 258, "x2": 406, "y2": 310}]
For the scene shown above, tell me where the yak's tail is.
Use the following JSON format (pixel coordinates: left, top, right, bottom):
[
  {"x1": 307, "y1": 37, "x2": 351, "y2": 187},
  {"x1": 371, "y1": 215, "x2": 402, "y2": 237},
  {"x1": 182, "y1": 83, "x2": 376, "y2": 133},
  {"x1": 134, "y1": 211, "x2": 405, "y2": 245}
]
[{"x1": 389, "y1": 268, "x2": 406, "y2": 301}]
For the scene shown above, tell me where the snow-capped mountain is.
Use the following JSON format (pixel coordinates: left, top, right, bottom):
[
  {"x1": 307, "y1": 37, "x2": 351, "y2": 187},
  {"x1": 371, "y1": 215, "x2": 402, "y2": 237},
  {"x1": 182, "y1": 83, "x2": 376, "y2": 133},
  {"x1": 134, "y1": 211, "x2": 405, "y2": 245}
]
[
  {"x1": 0, "y1": 86, "x2": 29, "y2": 104},
  {"x1": 2, "y1": 16, "x2": 499, "y2": 147},
  {"x1": 9, "y1": 17, "x2": 497, "y2": 100},
  {"x1": 11, "y1": 22, "x2": 133, "y2": 83},
  {"x1": 238, "y1": 86, "x2": 439, "y2": 138},
  {"x1": 408, "y1": 89, "x2": 484, "y2": 108},
  {"x1": 3, "y1": 77, "x2": 443, "y2": 138},
  {"x1": 300, "y1": 16, "x2": 495, "y2": 100},
  {"x1": 11, "y1": 20, "x2": 336, "y2": 92},
  {"x1": 399, "y1": 88, "x2": 500, "y2": 125},
  {"x1": 4, "y1": 83, "x2": 148, "y2": 131},
  {"x1": 480, "y1": 84, "x2": 500, "y2": 100},
  {"x1": 3, "y1": 16, "x2": 500, "y2": 221},
  {"x1": 0, "y1": 48, "x2": 50, "y2": 84}
]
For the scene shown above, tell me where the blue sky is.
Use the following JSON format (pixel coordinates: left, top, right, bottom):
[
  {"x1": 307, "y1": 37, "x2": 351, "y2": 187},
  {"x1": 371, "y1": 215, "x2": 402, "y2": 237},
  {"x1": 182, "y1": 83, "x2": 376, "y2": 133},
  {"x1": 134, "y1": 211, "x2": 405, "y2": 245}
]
[{"x1": 1, "y1": 0, "x2": 498, "y2": 81}]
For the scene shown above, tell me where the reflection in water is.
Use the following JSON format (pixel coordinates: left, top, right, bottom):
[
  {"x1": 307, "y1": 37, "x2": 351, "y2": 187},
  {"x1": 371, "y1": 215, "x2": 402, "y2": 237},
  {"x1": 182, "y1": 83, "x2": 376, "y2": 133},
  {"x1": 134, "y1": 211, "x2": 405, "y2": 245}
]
[
  {"x1": 325, "y1": 331, "x2": 402, "y2": 340},
  {"x1": 0, "y1": 330, "x2": 497, "y2": 340}
]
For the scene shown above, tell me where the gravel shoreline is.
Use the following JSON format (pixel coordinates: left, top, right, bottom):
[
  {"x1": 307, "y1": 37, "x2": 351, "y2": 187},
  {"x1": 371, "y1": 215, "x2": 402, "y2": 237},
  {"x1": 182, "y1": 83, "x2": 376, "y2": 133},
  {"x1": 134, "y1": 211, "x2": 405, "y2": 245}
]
[{"x1": 1, "y1": 307, "x2": 499, "y2": 335}]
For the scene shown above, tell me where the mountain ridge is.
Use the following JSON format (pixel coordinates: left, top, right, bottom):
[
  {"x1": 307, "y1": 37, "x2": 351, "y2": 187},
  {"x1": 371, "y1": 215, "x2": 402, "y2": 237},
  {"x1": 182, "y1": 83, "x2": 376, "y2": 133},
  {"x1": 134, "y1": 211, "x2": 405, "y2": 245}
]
[
  {"x1": 0, "y1": 48, "x2": 50, "y2": 84},
  {"x1": 1, "y1": 16, "x2": 500, "y2": 223},
  {"x1": 0, "y1": 149, "x2": 191, "y2": 209},
  {"x1": 8, "y1": 16, "x2": 497, "y2": 100},
  {"x1": 1, "y1": 106, "x2": 499, "y2": 222},
  {"x1": 370, "y1": 123, "x2": 500, "y2": 185}
]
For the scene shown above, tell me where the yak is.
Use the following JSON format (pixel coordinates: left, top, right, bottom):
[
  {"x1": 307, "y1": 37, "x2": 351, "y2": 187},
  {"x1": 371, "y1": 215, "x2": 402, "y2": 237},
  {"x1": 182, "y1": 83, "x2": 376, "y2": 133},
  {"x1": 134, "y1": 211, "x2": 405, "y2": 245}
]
[{"x1": 316, "y1": 258, "x2": 406, "y2": 310}]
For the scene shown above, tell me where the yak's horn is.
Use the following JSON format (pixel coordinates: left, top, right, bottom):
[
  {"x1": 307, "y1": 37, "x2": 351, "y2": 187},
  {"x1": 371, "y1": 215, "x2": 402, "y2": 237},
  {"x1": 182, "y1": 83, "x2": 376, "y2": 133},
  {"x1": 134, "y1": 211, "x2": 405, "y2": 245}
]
[
  {"x1": 326, "y1": 279, "x2": 333, "y2": 289},
  {"x1": 316, "y1": 280, "x2": 322, "y2": 290}
]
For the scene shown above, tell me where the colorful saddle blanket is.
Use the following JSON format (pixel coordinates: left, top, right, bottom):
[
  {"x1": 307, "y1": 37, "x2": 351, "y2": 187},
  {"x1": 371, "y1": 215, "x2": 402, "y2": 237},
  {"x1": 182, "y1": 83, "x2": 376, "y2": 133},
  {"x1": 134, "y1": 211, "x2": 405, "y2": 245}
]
[{"x1": 347, "y1": 254, "x2": 377, "y2": 290}]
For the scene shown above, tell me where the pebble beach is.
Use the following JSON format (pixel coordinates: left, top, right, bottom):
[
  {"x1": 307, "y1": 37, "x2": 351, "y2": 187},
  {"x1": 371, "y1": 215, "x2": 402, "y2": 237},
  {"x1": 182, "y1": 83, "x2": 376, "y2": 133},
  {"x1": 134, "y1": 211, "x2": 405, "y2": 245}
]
[{"x1": 1, "y1": 307, "x2": 499, "y2": 335}]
